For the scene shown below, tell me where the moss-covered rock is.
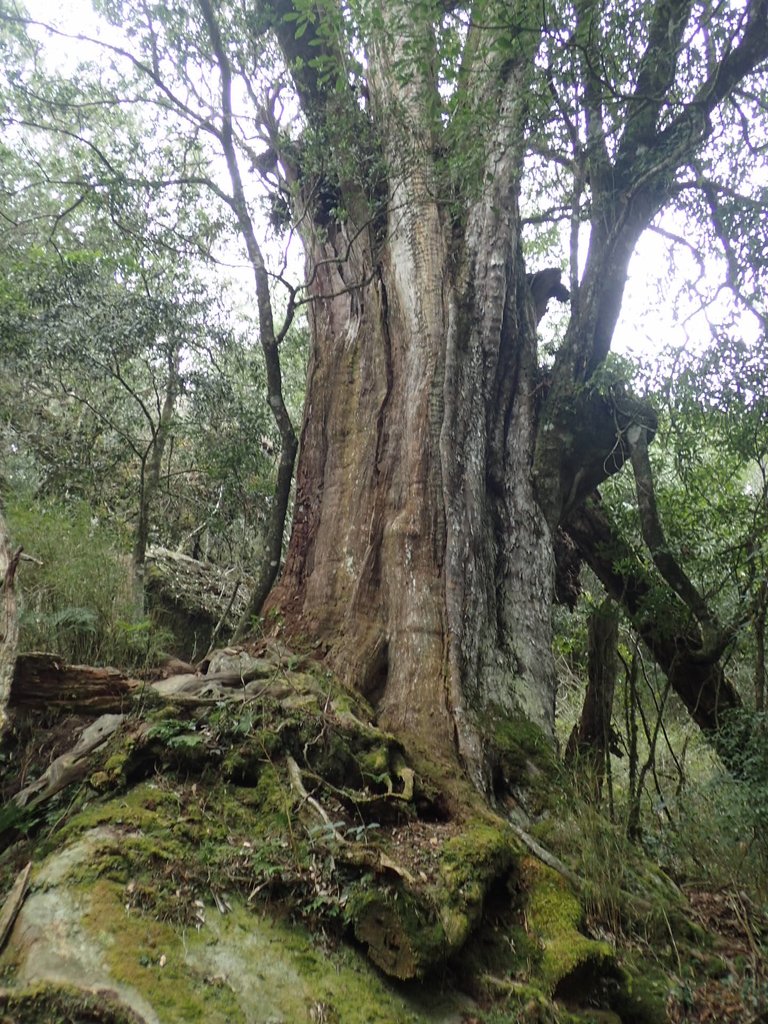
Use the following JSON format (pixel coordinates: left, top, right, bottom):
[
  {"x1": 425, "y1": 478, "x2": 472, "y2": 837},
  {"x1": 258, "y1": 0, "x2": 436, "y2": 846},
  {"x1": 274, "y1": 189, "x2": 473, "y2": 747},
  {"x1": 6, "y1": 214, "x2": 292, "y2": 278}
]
[
  {"x1": 1, "y1": 840, "x2": 473, "y2": 1023},
  {"x1": 438, "y1": 821, "x2": 521, "y2": 944},
  {"x1": 0, "y1": 651, "x2": 704, "y2": 1022},
  {"x1": 0, "y1": 981, "x2": 148, "y2": 1024},
  {"x1": 522, "y1": 858, "x2": 614, "y2": 995}
]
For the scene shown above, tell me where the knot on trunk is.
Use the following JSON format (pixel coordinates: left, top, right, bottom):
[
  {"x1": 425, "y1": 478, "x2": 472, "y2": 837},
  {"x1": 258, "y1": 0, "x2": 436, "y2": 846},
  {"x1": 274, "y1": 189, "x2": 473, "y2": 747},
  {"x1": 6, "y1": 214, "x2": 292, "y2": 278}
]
[{"x1": 527, "y1": 268, "x2": 571, "y2": 325}]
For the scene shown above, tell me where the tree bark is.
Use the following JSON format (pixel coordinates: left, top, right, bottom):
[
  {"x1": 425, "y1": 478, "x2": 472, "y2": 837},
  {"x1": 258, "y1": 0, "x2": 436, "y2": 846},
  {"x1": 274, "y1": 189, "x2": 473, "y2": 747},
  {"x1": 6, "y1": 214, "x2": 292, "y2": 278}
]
[
  {"x1": 257, "y1": 0, "x2": 767, "y2": 787},
  {"x1": 565, "y1": 599, "x2": 619, "y2": 799},
  {"x1": 265, "y1": 2, "x2": 562, "y2": 789},
  {"x1": 10, "y1": 654, "x2": 139, "y2": 714}
]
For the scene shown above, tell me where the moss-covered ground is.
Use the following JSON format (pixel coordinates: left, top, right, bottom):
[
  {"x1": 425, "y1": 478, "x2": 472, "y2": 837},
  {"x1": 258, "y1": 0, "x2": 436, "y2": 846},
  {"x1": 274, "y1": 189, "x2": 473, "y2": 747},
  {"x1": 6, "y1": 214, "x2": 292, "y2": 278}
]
[{"x1": 0, "y1": 650, "x2": 744, "y2": 1023}]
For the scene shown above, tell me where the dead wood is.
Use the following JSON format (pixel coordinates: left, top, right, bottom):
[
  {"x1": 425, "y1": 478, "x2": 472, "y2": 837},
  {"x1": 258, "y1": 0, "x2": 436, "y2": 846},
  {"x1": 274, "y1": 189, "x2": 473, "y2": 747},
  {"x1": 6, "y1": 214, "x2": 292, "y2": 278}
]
[
  {"x1": 0, "y1": 862, "x2": 31, "y2": 951},
  {"x1": 14, "y1": 713, "x2": 125, "y2": 809},
  {"x1": 0, "y1": 507, "x2": 21, "y2": 733},
  {"x1": 10, "y1": 653, "x2": 141, "y2": 713}
]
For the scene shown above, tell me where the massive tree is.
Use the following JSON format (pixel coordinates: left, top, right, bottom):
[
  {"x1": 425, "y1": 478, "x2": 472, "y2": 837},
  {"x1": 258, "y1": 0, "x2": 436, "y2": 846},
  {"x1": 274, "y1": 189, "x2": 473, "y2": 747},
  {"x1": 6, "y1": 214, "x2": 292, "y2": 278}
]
[
  {"x1": 5, "y1": 0, "x2": 767, "y2": 786},
  {"x1": 254, "y1": 0, "x2": 767, "y2": 786}
]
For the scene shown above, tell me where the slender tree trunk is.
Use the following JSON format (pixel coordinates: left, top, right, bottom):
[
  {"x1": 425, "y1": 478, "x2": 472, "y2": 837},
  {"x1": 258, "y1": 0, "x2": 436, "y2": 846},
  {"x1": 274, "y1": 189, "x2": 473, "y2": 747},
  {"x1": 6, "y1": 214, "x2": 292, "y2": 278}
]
[
  {"x1": 754, "y1": 581, "x2": 766, "y2": 712},
  {"x1": 0, "y1": 506, "x2": 20, "y2": 733},
  {"x1": 565, "y1": 599, "x2": 619, "y2": 799},
  {"x1": 131, "y1": 347, "x2": 181, "y2": 609}
]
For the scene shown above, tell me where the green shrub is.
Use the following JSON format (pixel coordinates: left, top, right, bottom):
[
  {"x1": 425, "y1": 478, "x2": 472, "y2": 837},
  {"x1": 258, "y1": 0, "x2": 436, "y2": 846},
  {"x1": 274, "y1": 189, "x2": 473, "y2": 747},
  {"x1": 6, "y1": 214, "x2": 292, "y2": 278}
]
[
  {"x1": 657, "y1": 713, "x2": 768, "y2": 898},
  {"x1": 6, "y1": 494, "x2": 172, "y2": 669}
]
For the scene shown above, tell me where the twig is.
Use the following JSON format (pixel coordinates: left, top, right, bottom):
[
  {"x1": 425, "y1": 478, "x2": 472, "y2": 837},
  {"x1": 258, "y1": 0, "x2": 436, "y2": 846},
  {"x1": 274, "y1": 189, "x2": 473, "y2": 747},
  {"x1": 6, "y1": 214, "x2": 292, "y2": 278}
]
[
  {"x1": 286, "y1": 755, "x2": 344, "y2": 841},
  {"x1": 507, "y1": 821, "x2": 583, "y2": 890}
]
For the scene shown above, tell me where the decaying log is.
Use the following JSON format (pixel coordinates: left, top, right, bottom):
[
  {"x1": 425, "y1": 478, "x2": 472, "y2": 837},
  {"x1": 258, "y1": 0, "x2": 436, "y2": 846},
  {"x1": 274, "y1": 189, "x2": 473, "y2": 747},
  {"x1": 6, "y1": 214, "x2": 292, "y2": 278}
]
[
  {"x1": 10, "y1": 654, "x2": 141, "y2": 713},
  {"x1": 8, "y1": 645, "x2": 300, "y2": 718},
  {"x1": 14, "y1": 713, "x2": 125, "y2": 809}
]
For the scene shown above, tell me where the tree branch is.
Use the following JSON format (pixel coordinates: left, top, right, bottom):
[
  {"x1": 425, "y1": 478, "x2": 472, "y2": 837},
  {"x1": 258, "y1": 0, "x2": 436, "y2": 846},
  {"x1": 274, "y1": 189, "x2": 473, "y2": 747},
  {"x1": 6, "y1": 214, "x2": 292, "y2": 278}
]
[
  {"x1": 567, "y1": 497, "x2": 742, "y2": 744},
  {"x1": 626, "y1": 422, "x2": 723, "y2": 654}
]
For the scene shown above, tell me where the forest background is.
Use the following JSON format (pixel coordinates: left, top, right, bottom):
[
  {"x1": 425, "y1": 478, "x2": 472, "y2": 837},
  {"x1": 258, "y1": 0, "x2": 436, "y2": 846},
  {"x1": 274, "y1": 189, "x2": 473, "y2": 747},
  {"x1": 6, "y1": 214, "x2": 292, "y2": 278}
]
[{"x1": 0, "y1": 0, "x2": 767, "y2": 1021}]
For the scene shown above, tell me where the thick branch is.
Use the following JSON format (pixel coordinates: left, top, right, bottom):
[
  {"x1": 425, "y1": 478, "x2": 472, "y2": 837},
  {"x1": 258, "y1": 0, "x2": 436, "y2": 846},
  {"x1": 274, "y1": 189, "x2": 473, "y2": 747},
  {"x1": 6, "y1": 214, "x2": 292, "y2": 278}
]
[
  {"x1": 568, "y1": 498, "x2": 742, "y2": 740},
  {"x1": 627, "y1": 423, "x2": 722, "y2": 653},
  {"x1": 10, "y1": 654, "x2": 139, "y2": 714},
  {"x1": 534, "y1": 382, "x2": 657, "y2": 530},
  {"x1": 623, "y1": 0, "x2": 695, "y2": 147}
]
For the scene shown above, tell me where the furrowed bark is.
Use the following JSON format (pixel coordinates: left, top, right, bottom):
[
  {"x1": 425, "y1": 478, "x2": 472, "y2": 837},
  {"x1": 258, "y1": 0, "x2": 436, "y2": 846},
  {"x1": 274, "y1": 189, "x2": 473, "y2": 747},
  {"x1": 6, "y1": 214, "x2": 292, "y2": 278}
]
[
  {"x1": 267, "y1": 0, "x2": 561, "y2": 786},
  {"x1": 260, "y1": 0, "x2": 767, "y2": 786}
]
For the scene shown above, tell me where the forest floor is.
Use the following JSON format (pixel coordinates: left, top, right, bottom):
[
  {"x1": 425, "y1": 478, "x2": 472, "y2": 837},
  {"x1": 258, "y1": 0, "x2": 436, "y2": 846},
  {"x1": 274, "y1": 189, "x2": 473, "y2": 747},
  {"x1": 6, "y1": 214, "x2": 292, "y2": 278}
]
[
  {"x1": 665, "y1": 887, "x2": 767, "y2": 1023},
  {"x1": 0, "y1": 646, "x2": 766, "y2": 1024}
]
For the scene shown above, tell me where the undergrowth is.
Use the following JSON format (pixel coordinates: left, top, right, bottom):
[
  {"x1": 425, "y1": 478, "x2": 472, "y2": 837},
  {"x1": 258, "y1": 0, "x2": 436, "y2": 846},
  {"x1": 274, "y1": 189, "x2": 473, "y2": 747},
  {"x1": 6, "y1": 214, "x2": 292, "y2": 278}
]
[{"x1": 6, "y1": 494, "x2": 173, "y2": 669}]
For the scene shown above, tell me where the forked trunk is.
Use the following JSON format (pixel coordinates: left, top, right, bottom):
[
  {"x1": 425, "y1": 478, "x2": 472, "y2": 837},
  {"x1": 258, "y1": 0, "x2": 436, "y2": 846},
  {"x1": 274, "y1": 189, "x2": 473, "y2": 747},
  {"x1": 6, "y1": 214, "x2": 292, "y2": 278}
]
[{"x1": 259, "y1": 0, "x2": 767, "y2": 788}]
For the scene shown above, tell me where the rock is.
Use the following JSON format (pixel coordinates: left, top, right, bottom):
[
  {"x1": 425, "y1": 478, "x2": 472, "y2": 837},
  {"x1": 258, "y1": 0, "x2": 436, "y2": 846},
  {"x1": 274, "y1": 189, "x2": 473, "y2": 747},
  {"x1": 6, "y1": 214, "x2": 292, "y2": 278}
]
[{"x1": 204, "y1": 649, "x2": 276, "y2": 680}]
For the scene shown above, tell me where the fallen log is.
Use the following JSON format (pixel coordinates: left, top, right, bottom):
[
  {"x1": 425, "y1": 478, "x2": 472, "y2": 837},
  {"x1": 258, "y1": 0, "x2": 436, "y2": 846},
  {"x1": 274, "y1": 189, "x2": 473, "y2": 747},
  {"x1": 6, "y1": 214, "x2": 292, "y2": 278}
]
[
  {"x1": 10, "y1": 653, "x2": 141, "y2": 714},
  {"x1": 14, "y1": 713, "x2": 125, "y2": 809}
]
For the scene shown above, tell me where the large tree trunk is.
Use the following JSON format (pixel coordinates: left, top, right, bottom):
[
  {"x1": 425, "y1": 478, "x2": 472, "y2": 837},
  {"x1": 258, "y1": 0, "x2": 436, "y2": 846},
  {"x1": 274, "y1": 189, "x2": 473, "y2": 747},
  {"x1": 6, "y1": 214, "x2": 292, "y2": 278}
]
[
  {"x1": 262, "y1": 0, "x2": 768, "y2": 788},
  {"x1": 269, "y1": 17, "x2": 555, "y2": 789}
]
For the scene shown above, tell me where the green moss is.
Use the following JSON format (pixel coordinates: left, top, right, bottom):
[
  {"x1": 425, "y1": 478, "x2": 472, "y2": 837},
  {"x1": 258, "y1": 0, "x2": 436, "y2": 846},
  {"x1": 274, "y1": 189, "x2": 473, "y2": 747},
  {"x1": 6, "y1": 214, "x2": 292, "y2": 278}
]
[
  {"x1": 221, "y1": 727, "x2": 285, "y2": 784},
  {"x1": 492, "y1": 714, "x2": 559, "y2": 787},
  {"x1": 82, "y1": 879, "x2": 459, "y2": 1022},
  {"x1": 523, "y1": 859, "x2": 613, "y2": 995},
  {"x1": 346, "y1": 884, "x2": 447, "y2": 979},
  {"x1": 438, "y1": 821, "x2": 520, "y2": 944},
  {"x1": 44, "y1": 781, "x2": 180, "y2": 854},
  {"x1": 84, "y1": 880, "x2": 247, "y2": 1023},
  {"x1": 607, "y1": 961, "x2": 670, "y2": 1024},
  {"x1": 41, "y1": 771, "x2": 298, "y2": 927}
]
